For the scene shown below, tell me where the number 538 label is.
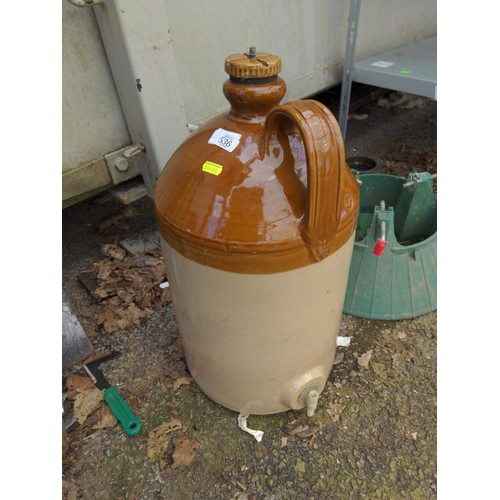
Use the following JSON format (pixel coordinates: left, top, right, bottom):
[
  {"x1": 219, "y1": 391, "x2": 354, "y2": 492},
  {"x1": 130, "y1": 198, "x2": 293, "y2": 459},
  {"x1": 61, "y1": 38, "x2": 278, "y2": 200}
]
[{"x1": 208, "y1": 128, "x2": 242, "y2": 153}]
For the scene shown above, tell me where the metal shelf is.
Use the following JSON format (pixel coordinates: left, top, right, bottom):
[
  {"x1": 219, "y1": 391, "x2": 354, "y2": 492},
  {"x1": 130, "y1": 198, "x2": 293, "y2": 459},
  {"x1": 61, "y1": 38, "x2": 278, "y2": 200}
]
[
  {"x1": 353, "y1": 36, "x2": 436, "y2": 100},
  {"x1": 338, "y1": 0, "x2": 437, "y2": 139}
]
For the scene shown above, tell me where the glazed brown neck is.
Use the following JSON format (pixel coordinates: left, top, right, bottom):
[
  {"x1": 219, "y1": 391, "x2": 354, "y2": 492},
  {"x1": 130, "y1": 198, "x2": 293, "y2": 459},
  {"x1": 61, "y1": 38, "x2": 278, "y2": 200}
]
[{"x1": 223, "y1": 77, "x2": 286, "y2": 124}]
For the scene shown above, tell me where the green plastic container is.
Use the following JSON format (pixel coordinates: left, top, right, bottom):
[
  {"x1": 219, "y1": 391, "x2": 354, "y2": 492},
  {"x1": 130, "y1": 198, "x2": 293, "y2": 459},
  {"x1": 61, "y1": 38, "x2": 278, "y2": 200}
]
[{"x1": 343, "y1": 172, "x2": 437, "y2": 320}]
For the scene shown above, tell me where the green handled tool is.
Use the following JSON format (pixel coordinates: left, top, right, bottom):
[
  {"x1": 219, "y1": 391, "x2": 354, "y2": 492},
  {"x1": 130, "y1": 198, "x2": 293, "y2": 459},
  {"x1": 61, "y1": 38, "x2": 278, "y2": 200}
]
[{"x1": 84, "y1": 352, "x2": 142, "y2": 436}]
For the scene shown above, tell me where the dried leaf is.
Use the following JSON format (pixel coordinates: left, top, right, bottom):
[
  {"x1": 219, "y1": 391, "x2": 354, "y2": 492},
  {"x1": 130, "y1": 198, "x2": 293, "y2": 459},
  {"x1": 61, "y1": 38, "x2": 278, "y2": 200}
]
[
  {"x1": 90, "y1": 405, "x2": 117, "y2": 430},
  {"x1": 161, "y1": 287, "x2": 173, "y2": 304},
  {"x1": 147, "y1": 419, "x2": 185, "y2": 462},
  {"x1": 175, "y1": 338, "x2": 184, "y2": 358},
  {"x1": 165, "y1": 359, "x2": 188, "y2": 380},
  {"x1": 333, "y1": 352, "x2": 345, "y2": 365},
  {"x1": 101, "y1": 244, "x2": 126, "y2": 261},
  {"x1": 93, "y1": 286, "x2": 116, "y2": 300},
  {"x1": 65, "y1": 374, "x2": 95, "y2": 400},
  {"x1": 289, "y1": 424, "x2": 309, "y2": 436},
  {"x1": 84, "y1": 247, "x2": 168, "y2": 333},
  {"x1": 143, "y1": 256, "x2": 163, "y2": 267},
  {"x1": 96, "y1": 307, "x2": 121, "y2": 334},
  {"x1": 232, "y1": 493, "x2": 249, "y2": 500},
  {"x1": 171, "y1": 435, "x2": 199, "y2": 470},
  {"x1": 85, "y1": 404, "x2": 117, "y2": 430},
  {"x1": 295, "y1": 425, "x2": 319, "y2": 438},
  {"x1": 116, "y1": 287, "x2": 135, "y2": 303},
  {"x1": 280, "y1": 437, "x2": 288, "y2": 448},
  {"x1": 73, "y1": 387, "x2": 104, "y2": 425},
  {"x1": 96, "y1": 265, "x2": 112, "y2": 281},
  {"x1": 62, "y1": 480, "x2": 79, "y2": 500},
  {"x1": 396, "y1": 331, "x2": 408, "y2": 340},
  {"x1": 326, "y1": 403, "x2": 345, "y2": 421},
  {"x1": 173, "y1": 376, "x2": 192, "y2": 392},
  {"x1": 294, "y1": 458, "x2": 306, "y2": 475},
  {"x1": 411, "y1": 432, "x2": 418, "y2": 440},
  {"x1": 372, "y1": 362, "x2": 388, "y2": 380},
  {"x1": 98, "y1": 214, "x2": 131, "y2": 234},
  {"x1": 120, "y1": 303, "x2": 149, "y2": 325},
  {"x1": 392, "y1": 353, "x2": 402, "y2": 368},
  {"x1": 357, "y1": 350, "x2": 373, "y2": 368}
]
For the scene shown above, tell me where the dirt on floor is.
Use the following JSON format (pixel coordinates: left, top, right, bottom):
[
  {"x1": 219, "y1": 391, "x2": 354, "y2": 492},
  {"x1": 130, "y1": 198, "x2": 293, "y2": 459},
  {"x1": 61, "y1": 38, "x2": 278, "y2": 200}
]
[{"x1": 62, "y1": 90, "x2": 437, "y2": 500}]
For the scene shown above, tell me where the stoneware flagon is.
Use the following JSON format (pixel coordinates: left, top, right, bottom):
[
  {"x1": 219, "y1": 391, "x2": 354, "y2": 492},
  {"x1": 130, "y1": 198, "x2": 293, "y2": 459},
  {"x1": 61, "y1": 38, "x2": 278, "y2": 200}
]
[{"x1": 154, "y1": 48, "x2": 359, "y2": 415}]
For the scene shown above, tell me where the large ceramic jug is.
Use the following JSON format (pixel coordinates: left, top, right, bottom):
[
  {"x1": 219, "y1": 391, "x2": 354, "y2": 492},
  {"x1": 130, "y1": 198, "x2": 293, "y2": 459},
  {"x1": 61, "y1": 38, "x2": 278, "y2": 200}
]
[{"x1": 154, "y1": 49, "x2": 359, "y2": 415}]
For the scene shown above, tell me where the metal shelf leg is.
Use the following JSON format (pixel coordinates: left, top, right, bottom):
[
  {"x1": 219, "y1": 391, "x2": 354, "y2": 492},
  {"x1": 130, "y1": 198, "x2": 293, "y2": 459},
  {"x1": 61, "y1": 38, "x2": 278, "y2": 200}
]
[{"x1": 339, "y1": 0, "x2": 362, "y2": 141}]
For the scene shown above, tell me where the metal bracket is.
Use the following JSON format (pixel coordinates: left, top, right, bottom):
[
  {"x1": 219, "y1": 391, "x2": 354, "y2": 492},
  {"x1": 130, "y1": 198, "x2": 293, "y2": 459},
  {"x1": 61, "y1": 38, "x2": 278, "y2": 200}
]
[
  {"x1": 104, "y1": 144, "x2": 145, "y2": 185},
  {"x1": 123, "y1": 142, "x2": 146, "y2": 158}
]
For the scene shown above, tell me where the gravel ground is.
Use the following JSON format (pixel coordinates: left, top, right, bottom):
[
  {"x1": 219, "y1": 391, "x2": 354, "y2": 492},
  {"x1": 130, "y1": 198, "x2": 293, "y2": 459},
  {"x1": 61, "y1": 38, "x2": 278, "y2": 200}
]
[{"x1": 62, "y1": 90, "x2": 437, "y2": 499}]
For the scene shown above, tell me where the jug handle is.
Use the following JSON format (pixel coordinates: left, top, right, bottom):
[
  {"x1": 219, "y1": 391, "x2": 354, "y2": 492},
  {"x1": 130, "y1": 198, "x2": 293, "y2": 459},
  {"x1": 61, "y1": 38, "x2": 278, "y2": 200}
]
[{"x1": 265, "y1": 100, "x2": 345, "y2": 261}]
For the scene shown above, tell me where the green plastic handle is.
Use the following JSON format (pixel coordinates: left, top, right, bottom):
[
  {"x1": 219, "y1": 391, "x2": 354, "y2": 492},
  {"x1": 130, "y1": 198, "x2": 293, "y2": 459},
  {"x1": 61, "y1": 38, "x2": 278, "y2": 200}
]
[{"x1": 103, "y1": 386, "x2": 142, "y2": 436}]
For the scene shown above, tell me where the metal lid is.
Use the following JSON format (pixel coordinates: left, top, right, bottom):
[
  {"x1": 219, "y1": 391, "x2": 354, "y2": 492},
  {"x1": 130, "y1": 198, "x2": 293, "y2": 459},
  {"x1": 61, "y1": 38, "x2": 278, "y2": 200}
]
[{"x1": 224, "y1": 47, "x2": 282, "y2": 79}]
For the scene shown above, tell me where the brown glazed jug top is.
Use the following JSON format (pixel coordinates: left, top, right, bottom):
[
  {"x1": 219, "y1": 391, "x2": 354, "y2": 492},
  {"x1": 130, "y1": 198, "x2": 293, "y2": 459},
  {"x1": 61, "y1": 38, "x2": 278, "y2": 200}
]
[{"x1": 154, "y1": 49, "x2": 359, "y2": 274}]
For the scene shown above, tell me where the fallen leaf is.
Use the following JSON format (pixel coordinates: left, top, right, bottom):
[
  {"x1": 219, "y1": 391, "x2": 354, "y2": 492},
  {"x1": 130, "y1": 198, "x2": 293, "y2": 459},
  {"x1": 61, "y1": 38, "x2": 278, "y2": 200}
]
[
  {"x1": 294, "y1": 458, "x2": 306, "y2": 475},
  {"x1": 116, "y1": 287, "x2": 135, "y2": 303},
  {"x1": 96, "y1": 265, "x2": 112, "y2": 281},
  {"x1": 91, "y1": 405, "x2": 117, "y2": 430},
  {"x1": 396, "y1": 331, "x2": 408, "y2": 340},
  {"x1": 96, "y1": 307, "x2": 120, "y2": 333},
  {"x1": 143, "y1": 256, "x2": 163, "y2": 267},
  {"x1": 333, "y1": 352, "x2": 345, "y2": 365},
  {"x1": 295, "y1": 425, "x2": 319, "y2": 438},
  {"x1": 66, "y1": 374, "x2": 95, "y2": 400},
  {"x1": 372, "y1": 362, "x2": 388, "y2": 380},
  {"x1": 96, "y1": 303, "x2": 149, "y2": 334},
  {"x1": 173, "y1": 376, "x2": 192, "y2": 392},
  {"x1": 411, "y1": 432, "x2": 418, "y2": 440},
  {"x1": 98, "y1": 212, "x2": 132, "y2": 234},
  {"x1": 73, "y1": 387, "x2": 104, "y2": 425},
  {"x1": 392, "y1": 353, "x2": 402, "y2": 368},
  {"x1": 280, "y1": 437, "x2": 288, "y2": 448},
  {"x1": 326, "y1": 403, "x2": 345, "y2": 421},
  {"x1": 289, "y1": 424, "x2": 309, "y2": 436},
  {"x1": 84, "y1": 247, "x2": 168, "y2": 333},
  {"x1": 171, "y1": 434, "x2": 199, "y2": 469},
  {"x1": 147, "y1": 419, "x2": 185, "y2": 462},
  {"x1": 62, "y1": 480, "x2": 79, "y2": 500},
  {"x1": 357, "y1": 350, "x2": 373, "y2": 368},
  {"x1": 101, "y1": 244, "x2": 126, "y2": 261},
  {"x1": 161, "y1": 287, "x2": 173, "y2": 304},
  {"x1": 232, "y1": 493, "x2": 249, "y2": 500}
]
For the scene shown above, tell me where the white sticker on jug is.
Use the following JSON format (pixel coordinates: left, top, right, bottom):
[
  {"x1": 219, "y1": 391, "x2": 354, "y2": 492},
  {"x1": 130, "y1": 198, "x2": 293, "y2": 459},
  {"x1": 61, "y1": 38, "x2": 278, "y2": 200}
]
[
  {"x1": 208, "y1": 128, "x2": 242, "y2": 153},
  {"x1": 370, "y1": 60, "x2": 394, "y2": 68}
]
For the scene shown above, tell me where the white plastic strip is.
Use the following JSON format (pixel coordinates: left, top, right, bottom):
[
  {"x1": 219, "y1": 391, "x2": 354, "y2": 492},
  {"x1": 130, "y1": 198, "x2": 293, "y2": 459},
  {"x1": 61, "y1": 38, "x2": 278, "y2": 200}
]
[
  {"x1": 237, "y1": 413, "x2": 264, "y2": 442},
  {"x1": 337, "y1": 336, "x2": 351, "y2": 347}
]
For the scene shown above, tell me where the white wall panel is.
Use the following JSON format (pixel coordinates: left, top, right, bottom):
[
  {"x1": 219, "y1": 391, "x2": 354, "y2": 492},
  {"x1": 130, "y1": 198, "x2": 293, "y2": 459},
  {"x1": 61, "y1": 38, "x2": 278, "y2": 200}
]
[{"x1": 62, "y1": 0, "x2": 130, "y2": 171}]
